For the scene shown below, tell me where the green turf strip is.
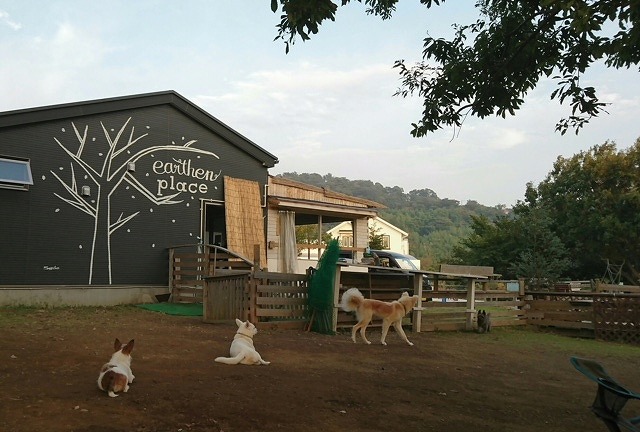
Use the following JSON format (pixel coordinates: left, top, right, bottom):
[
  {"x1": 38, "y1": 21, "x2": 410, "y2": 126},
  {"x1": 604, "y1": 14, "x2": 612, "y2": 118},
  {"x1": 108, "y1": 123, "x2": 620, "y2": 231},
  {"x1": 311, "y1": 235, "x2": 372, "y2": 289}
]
[{"x1": 135, "y1": 302, "x2": 203, "y2": 316}]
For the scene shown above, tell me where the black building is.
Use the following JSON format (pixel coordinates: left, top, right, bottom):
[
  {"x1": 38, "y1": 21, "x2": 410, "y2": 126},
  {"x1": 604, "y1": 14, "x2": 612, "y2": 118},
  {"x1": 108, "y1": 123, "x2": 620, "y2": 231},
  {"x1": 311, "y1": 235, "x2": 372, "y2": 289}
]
[{"x1": 0, "y1": 91, "x2": 278, "y2": 290}]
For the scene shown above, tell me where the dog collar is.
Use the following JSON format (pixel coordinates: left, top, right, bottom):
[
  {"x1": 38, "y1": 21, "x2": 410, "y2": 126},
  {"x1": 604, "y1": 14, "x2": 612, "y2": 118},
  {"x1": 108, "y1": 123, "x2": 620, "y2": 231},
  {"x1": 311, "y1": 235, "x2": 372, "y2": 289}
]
[
  {"x1": 235, "y1": 333, "x2": 253, "y2": 341},
  {"x1": 400, "y1": 302, "x2": 408, "y2": 315}
]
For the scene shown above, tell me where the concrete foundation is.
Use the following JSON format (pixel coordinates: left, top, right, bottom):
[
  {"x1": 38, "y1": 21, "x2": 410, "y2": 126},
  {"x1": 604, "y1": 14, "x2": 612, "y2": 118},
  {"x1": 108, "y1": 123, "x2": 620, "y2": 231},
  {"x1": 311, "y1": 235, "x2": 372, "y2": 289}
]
[{"x1": 0, "y1": 285, "x2": 170, "y2": 307}]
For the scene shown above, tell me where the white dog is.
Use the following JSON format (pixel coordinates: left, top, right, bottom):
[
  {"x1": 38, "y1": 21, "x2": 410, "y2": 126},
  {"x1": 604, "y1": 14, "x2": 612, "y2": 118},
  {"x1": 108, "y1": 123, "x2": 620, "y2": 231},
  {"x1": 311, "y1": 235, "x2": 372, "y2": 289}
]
[
  {"x1": 215, "y1": 319, "x2": 270, "y2": 365},
  {"x1": 97, "y1": 338, "x2": 135, "y2": 397}
]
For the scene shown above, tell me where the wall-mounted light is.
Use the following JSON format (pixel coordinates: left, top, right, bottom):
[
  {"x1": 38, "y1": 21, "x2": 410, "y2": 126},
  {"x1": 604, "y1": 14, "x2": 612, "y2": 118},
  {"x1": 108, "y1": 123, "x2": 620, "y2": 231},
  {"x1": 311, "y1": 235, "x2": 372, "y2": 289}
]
[
  {"x1": 127, "y1": 162, "x2": 136, "y2": 172},
  {"x1": 81, "y1": 185, "x2": 91, "y2": 196}
]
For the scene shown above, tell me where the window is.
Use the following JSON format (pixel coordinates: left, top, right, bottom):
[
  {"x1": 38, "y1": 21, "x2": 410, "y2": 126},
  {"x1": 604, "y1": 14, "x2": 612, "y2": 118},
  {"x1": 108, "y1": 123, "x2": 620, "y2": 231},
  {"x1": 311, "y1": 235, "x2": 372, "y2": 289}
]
[
  {"x1": 0, "y1": 156, "x2": 34, "y2": 191},
  {"x1": 382, "y1": 235, "x2": 390, "y2": 249},
  {"x1": 339, "y1": 234, "x2": 353, "y2": 248}
]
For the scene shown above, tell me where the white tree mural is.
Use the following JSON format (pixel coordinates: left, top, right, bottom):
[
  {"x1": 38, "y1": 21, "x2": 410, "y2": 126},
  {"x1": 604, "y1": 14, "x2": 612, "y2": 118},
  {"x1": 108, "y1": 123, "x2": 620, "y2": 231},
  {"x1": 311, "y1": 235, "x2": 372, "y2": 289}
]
[{"x1": 49, "y1": 117, "x2": 220, "y2": 284}]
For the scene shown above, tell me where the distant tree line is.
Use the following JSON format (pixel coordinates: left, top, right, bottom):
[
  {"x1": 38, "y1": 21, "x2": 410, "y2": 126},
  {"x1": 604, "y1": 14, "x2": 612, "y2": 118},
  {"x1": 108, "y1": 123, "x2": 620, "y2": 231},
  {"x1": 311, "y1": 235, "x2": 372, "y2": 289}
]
[
  {"x1": 280, "y1": 137, "x2": 640, "y2": 285},
  {"x1": 277, "y1": 172, "x2": 507, "y2": 268}
]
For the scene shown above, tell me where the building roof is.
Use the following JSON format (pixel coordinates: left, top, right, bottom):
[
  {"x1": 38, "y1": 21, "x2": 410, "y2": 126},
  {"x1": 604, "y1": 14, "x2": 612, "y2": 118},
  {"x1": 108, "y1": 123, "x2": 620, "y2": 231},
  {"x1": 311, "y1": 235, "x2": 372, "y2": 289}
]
[
  {"x1": 268, "y1": 176, "x2": 386, "y2": 224},
  {"x1": 0, "y1": 90, "x2": 279, "y2": 168},
  {"x1": 269, "y1": 176, "x2": 385, "y2": 209},
  {"x1": 370, "y1": 216, "x2": 408, "y2": 236}
]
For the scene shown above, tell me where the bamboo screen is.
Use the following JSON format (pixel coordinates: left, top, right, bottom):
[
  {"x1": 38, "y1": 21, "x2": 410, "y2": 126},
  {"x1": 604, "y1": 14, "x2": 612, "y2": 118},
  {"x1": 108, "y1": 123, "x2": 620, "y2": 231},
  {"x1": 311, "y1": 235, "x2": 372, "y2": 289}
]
[{"x1": 224, "y1": 176, "x2": 267, "y2": 267}]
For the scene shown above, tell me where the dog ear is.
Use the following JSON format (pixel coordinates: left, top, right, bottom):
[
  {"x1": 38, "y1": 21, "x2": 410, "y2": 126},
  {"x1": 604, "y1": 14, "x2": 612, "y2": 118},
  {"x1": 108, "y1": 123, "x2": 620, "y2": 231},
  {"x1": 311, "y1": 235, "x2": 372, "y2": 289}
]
[
  {"x1": 401, "y1": 291, "x2": 409, "y2": 297},
  {"x1": 235, "y1": 318, "x2": 243, "y2": 327},
  {"x1": 122, "y1": 339, "x2": 135, "y2": 354},
  {"x1": 114, "y1": 338, "x2": 121, "y2": 351}
]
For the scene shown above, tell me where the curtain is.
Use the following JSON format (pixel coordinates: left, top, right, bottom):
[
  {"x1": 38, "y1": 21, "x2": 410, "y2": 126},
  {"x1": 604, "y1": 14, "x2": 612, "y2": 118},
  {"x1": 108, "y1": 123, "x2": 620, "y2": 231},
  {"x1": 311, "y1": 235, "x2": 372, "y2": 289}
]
[{"x1": 279, "y1": 211, "x2": 298, "y2": 273}]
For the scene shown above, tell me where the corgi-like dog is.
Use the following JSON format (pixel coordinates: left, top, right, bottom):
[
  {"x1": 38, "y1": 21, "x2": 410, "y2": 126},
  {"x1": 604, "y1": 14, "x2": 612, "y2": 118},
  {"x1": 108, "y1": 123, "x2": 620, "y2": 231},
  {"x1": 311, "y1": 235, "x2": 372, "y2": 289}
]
[
  {"x1": 341, "y1": 288, "x2": 419, "y2": 346},
  {"x1": 215, "y1": 319, "x2": 270, "y2": 365},
  {"x1": 97, "y1": 338, "x2": 135, "y2": 397}
]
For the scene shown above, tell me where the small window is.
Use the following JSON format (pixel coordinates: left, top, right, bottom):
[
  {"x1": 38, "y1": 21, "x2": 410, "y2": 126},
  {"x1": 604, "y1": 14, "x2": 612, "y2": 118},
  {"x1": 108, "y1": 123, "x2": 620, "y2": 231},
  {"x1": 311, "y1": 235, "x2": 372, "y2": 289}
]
[
  {"x1": 382, "y1": 235, "x2": 391, "y2": 249},
  {"x1": 339, "y1": 234, "x2": 353, "y2": 248},
  {"x1": 0, "y1": 156, "x2": 34, "y2": 191}
]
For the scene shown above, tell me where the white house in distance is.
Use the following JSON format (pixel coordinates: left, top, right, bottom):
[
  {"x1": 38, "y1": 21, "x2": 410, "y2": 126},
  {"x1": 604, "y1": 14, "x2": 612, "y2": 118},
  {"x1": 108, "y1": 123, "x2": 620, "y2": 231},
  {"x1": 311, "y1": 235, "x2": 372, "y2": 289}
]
[{"x1": 327, "y1": 216, "x2": 411, "y2": 256}]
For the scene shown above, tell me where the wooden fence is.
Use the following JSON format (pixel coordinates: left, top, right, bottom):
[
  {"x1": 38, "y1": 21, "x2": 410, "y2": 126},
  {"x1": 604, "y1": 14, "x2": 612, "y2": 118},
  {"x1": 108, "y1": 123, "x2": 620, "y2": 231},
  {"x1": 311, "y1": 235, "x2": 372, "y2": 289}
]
[
  {"x1": 202, "y1": 270, "x2": 250, "y2": 322},
  {"x1": 336, "y1": 269, "x2": 422, "y2": 331},
  {"x1": 168, "y1": 244, "x2": 253, "y2": 303},
  {"x1": 195, "y1": 256, "x2": 640, "y2": 345},
  {"x1": 203, "y1": 270, "x2": 310, "y2": 330},
  {"x1": 422, "y1": 290, "x2": 526, "y2": 332},
  {"x1": 525, "y1": 292, "x2": 594, "y2": 335},
  {"x1": 250, "y1": 270, "x2": 309, "y2": 330}
]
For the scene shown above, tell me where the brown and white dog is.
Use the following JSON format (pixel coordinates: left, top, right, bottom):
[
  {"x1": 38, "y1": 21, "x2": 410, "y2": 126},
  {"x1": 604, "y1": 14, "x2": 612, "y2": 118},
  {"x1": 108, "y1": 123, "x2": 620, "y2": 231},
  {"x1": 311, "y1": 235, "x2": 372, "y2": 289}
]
[
  {"x1": 97, "y1": 338, "x2": 135, "y2": 397},
  {"x1": 341, "y1": 288, "x2": 419, "y2": 346},
  {"x1": 215, "y1": 319, "x2": 270, "y2": 365}
]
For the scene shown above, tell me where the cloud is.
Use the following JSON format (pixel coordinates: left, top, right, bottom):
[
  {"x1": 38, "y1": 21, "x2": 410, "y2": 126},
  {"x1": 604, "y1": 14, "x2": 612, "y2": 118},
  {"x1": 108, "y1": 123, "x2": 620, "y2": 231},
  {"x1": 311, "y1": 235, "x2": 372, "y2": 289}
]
[
  {"x1": 0, "y1": 10, "x2": 21, "y2": 30},
  {"x1": 0, "y1": 21, "x2": 113, "y2": 109},
  {"x1": 194, "y1": 61, "x2": 400, "y2": 144}
]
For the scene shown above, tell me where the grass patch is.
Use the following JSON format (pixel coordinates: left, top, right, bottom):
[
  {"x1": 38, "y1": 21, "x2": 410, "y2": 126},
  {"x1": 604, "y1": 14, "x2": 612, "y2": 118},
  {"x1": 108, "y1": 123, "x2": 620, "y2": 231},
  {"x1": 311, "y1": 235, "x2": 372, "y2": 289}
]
[
  {"x1": 0, "y1": 305, "x2": 139, "y2": 328},
  {"x1": 462, "y1": 326, "x2": 640, "y2": 357}
]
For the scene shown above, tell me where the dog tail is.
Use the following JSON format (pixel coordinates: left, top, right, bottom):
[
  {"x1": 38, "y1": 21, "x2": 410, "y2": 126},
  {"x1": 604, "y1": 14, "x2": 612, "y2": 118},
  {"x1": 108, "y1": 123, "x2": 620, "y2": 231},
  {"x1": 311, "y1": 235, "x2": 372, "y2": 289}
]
[
  {"x1": 100, "y1": 370, "x2": 125, "y2": 398},
  {"x1": 340, "y1": 287, "x2": 364, "y2": 312},
  {"x1": 215, "y1": 352, "x2": 246, "y2": 365}
]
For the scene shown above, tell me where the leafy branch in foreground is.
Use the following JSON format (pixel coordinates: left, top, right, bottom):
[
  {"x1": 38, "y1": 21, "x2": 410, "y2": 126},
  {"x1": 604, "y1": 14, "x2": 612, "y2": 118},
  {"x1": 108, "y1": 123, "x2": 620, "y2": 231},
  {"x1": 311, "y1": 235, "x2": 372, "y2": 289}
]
[{"x1": 271, "y1": 0, "x2": 637, "y2": 136}]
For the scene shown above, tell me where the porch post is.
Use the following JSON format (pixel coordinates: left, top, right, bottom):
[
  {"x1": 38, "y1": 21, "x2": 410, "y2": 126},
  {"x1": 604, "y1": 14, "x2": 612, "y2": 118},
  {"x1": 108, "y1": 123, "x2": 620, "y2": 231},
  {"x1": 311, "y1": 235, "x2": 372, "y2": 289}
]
[
  {"x1": 465, "y1": 277, "x2": 477, "y2": 331},
  {"x1": 332, "y1": 264, "x2": 341, "y2": 333}
]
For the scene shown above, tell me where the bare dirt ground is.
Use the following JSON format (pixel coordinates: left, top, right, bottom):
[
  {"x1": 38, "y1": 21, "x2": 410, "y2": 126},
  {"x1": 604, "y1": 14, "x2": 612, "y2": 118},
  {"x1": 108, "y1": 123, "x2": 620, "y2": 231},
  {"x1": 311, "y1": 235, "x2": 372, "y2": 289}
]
[{"x1": 1, "y1": 306, "x2": 640, "y2": 432}]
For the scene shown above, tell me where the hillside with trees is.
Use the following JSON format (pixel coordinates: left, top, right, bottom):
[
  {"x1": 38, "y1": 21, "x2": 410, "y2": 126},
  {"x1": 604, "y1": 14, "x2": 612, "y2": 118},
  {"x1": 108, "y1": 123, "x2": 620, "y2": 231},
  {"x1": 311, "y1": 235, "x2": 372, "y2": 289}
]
[
  {"x1": 276, "y1": 172, "x2": 508, "y2": 268},
  {"x1": 279, "y1": 137, "x2": 640, "y2": 286}
]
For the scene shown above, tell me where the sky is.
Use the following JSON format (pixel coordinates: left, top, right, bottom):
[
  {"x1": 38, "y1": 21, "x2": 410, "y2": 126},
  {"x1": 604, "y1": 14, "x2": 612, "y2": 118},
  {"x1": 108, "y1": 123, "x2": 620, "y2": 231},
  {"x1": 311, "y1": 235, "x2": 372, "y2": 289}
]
[{"x1": 1, "y1": 1, "x2": 638, "y2": 207}]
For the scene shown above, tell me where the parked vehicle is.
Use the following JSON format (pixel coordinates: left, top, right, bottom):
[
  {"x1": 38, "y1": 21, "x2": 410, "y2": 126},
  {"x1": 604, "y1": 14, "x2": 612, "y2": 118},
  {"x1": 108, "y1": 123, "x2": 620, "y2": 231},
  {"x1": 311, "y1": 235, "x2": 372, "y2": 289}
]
[
  {"x1": 369, "y1": 250, "x2": 418, "y2": 270},
  {"x1": 339, "y1": 249, "x2": 432, "y2": 289},
  {"x1": 369, "y1": 250, "x2": 432, "y2": 290}
]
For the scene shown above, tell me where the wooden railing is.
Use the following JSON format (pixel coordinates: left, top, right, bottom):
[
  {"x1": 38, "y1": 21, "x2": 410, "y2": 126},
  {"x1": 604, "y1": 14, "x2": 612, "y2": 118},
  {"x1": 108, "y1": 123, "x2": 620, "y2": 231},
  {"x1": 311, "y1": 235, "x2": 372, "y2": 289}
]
[
  {"x1": 196, "y1": 261, "x2": 640, "y2": 345},
  {"x1": 168, "y1": 244, "x2": 254, "y2": 303},
  {"x1": 203, "y1": 269, "x2": 309, "y2": 329},
  {"x1": 422, "y1": 290, "x2": 526, "y2": 332}
]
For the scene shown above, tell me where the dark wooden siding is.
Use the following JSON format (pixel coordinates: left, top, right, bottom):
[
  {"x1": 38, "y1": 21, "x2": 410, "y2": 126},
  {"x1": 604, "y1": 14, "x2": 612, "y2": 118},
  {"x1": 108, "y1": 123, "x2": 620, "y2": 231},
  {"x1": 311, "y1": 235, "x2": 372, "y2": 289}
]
[{"x1": 0, "y1": 104, "x2": 268, "y2": 285}]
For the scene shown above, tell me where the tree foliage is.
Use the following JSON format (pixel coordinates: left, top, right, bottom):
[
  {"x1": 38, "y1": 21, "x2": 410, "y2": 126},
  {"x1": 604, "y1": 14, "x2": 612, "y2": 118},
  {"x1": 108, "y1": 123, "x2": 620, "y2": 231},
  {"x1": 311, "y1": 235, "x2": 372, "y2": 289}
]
[
  {"x1": 530, "y1": 138, "x2": 640, "y2": 283},
  {"x1": 278, "y1": 172, "x2": 506, "y2": 269},
  {"x1": 271, "y1": 0, "x2": 640, "y2": 136},
  {"x1": 450, "y1": 138, "x2": 640, "y2": 284},
  {"x1": 507, "y1": 207, "x2": 571, "y2": 287},
  {"x1": 368, "y1": 224, "x2": 386, "y2": 250}
]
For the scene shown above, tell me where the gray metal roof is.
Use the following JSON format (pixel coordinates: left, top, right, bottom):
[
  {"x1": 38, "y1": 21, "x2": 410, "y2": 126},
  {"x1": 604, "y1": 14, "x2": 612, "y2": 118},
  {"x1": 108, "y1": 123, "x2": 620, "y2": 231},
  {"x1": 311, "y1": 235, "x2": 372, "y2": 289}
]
[{"x1": 0, "y1": 90, "x2": 279, "y2": 168}]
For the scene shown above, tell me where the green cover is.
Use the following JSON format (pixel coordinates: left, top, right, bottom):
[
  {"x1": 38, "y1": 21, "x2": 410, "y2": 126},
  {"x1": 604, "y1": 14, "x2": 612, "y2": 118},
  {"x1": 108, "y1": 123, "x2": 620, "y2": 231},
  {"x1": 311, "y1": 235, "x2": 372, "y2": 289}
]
[{"x1": 307, "y1": 239, "x2": 340, "y2": 334}]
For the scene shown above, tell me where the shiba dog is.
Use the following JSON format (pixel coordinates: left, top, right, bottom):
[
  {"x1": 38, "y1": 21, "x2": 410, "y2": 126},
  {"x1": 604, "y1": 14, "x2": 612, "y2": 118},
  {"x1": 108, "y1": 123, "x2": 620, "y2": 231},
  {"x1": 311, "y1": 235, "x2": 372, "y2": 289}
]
[
  {"x1": 477, "y1": 310, "x2": 492, "y2": 333},
  {"x1": 215, "y1": 319, "x2": 270, "y2": 365},
  {"x1": 340, "y1": 287, "x2": 419, "y2": 346},
  {"x1": 97, "y1": 338, "x2": 135, "y2": 397}
]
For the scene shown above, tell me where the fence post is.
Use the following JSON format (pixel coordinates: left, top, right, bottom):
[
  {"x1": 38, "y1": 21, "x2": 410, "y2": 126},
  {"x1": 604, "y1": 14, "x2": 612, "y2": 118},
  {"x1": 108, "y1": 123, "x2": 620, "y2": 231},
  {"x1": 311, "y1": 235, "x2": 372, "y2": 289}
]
[
  {"x1": 413, "y1": 273, "x2": 423, "y2": 333},
  {"x1": 168, "y1": 247, "x2": 175, "y2": 302},
  {"x1": 253, "y1": 244, "x2": 262, "y2": 270},
  {"x1": 465, "y1": 278, "x2": 476, "y2": 331},
  {"x1": 248, "y1": 271, "x2": 257, "y2": 323},
  {"x1": 332, "y1": 265, "x2": 342, "y2": 333}
]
